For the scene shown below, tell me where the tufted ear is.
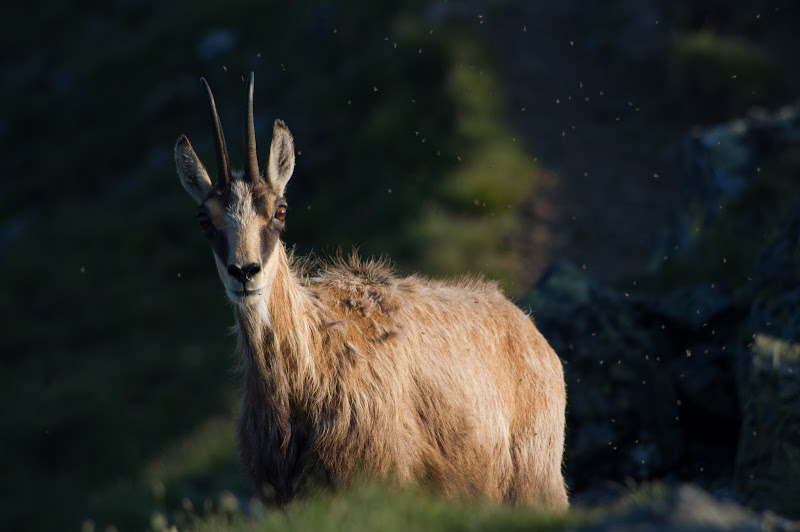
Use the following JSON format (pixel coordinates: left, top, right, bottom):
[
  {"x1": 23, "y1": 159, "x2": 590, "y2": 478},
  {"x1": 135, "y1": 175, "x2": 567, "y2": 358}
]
[
  {"x1": 266, "y1": 119, "x2": 295, "y2": 196},
  {"x1": 175, "y1": 135, "x2": 213, "y2": 204}
]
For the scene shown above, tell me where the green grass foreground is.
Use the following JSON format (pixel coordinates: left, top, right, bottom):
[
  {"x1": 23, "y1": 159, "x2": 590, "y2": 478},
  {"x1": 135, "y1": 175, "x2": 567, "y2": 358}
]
[{"x1": 172, "y1": 481, "x2": 584, "y2": 532}]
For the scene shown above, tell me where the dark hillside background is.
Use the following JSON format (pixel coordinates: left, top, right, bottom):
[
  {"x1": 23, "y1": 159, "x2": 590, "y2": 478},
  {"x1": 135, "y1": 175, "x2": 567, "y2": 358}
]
[{"x1": 2, "y1": 1, "x2": 799, "y2": 530}]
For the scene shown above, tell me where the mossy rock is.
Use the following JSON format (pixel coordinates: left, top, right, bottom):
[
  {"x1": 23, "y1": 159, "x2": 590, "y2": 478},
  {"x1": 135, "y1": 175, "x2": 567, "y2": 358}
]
[
  {"x1": 734, "y1": 206, "x2": 800, "y2": 517},
  {"x1": 523, "y1": 263, "x2": 683, "y2": 489}
]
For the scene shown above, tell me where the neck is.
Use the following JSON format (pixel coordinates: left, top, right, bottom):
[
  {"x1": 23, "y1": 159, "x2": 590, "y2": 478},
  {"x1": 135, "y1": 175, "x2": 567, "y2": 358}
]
[{"x1": 234, "y1": 244, "x2": 318, "y2": 440}]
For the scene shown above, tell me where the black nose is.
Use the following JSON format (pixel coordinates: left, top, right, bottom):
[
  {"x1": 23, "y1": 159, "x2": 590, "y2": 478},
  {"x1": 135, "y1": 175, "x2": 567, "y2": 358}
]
[{"x1": 227, "y1": 263, "x2": 261, "y2": 283}]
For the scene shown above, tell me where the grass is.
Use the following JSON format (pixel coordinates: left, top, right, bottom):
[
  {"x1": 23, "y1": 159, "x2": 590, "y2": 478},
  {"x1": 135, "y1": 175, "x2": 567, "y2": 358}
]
[{"x1": 171, "y1": 480, "x2": 584, "y2": 532}]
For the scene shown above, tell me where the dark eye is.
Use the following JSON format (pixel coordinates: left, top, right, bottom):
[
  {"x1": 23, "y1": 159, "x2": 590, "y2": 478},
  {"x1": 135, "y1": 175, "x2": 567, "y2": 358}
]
[
  {"x1": 195, "y1": 212, "x2": 215, "y2": 239},
  {"x1": 274, "y1": 206, "x2": 287, "y2": 221}
]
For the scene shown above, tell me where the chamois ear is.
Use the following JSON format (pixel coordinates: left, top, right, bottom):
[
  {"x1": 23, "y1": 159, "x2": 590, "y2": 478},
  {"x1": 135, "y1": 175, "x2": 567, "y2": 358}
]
[
  {"x1": 175, "y1": 135, "x2": 214, "y2": 204},
  {"x1": 266, "y1": 119, "x2": 295, "y2": 195}
]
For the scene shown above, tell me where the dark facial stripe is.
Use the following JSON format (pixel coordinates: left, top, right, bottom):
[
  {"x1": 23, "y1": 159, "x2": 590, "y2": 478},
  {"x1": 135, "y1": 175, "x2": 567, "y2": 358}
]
[
  {"x1": 211, "y1": 231, "x2": 229, "y2": 265},
  {"x1": 260, "y1": 224, "x2": 281, "y2": 261}
]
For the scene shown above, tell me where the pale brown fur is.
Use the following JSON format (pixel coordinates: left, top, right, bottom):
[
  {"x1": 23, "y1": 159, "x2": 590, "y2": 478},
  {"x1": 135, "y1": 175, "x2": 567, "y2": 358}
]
[
  {"x1": 234, "y1": 249, "x2": 567, "y2": 510},
  {"x1": 175, "y1": 73, "x2": 568, "y2": 511}
]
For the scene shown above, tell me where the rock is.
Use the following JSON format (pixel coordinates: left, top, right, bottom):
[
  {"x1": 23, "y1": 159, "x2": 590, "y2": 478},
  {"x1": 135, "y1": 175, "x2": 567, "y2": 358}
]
[
  {"x1": 524, "y1": 263, "x2": 678, "y2": 488},
  {"x1": 520, "y1": 109, "x2": 800, "y2": 516},
  {"x1": 521, "y1": 259, "x2": 746, "y2": 492},
  {"x1": 734, "y1": 205, "x2": 800, "y2": 516},
  {"x1": 579, "y1": 483, "x2": 795, "y2": 531},
  {"x1": 524, "y1": 207, "x2": 800, "y2": 515},
  {"x1": 747, "y1": 201, "x2": 800, "y2": 342},
  {"x1": 637, "y1": 282, "x2": 734, "y2": 331},
  {"x1": 668, "y1": 105, "x2": 800, "y2": 257}
]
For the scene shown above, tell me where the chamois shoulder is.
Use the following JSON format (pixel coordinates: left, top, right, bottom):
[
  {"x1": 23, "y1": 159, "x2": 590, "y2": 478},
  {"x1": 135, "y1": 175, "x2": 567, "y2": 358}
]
[
  {"x1": 298, "y1": 254, "x2": 400, "y2": 318},
  {"x1": 299, "y1": 252, "x2": 506, "y2": 315}
]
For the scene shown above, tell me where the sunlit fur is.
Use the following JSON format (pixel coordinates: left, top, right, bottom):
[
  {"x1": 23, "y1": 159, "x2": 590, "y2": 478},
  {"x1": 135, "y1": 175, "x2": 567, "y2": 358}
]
[
  {"x1": 175, "y1": 79, "x2": 568, "y2": 511},
  {"x1": 233, "y1": 248, "x2": 569, "y2": 510}
]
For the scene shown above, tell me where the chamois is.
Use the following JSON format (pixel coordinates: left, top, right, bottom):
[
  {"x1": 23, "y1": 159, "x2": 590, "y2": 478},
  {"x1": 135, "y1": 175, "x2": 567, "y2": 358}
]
[{"x1": 174, "y1": 72, "x2": 568, "y2": 511}]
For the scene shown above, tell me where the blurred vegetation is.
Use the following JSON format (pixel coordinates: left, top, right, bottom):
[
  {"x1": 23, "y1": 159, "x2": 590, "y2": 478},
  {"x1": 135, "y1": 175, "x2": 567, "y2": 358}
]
[
  {"x1": 1, "y1": 1, "x2": 537, "y2": 530},
  {"x1": 164, "y1": 479, "x2": 584, "y2": 532},
  {"x1": 670, "y1": 31, "x2": 781, "y2": 121},
  {"x1": 666, "y1": 0, "x2": 799, "y2": 124},
  {"x1": 3, "y1": 0, "x2": 800, "y2": 530}
]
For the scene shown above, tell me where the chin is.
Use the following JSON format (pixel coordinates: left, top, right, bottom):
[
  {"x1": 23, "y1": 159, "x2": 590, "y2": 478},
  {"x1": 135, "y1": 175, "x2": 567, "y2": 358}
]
[{"x1": 226, "y1": 288, "x2": 264, "y2": 305}]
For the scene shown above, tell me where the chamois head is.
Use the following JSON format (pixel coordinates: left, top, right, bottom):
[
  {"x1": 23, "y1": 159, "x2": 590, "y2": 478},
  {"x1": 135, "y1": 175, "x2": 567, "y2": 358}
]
[{"x1": 175, "y1": 73, "x2": 295, "y2": 304}]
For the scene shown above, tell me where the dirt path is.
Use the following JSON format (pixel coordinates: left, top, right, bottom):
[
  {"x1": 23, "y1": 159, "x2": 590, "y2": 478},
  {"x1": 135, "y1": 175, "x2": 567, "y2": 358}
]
[{"x1": 486, "y1": 4, "x2": 685, "y2": 284}]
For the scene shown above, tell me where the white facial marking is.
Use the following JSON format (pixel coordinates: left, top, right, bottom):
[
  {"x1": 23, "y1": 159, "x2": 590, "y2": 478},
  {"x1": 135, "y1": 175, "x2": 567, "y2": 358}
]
[{"x1": 222, "y1": 180, "x2": 266, "y2": 301}]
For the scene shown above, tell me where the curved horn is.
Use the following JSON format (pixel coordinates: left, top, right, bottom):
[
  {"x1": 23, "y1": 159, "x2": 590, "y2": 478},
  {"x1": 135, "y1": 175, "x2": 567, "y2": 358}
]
[
  {"x1": 200, "y1": 77, "x2": 231, "y2": 187},
  {"x1": 243, "y1": 72, "x2": 260, "y2": 182}
]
